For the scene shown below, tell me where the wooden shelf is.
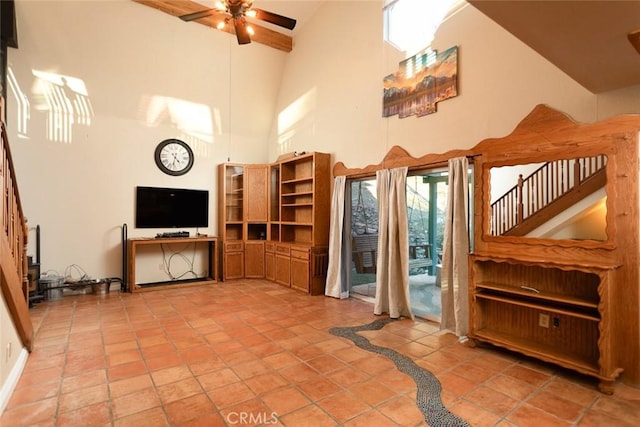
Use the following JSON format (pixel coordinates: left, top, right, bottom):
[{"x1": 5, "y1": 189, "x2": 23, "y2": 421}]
[
  {"x1": 472, "y1": 329, "x2": 603, "y2": 378},
  {"x1": 476, "y1": 282, "x2": 599, "y2": 309},
  {"x1": 282, "y1": 177, "x2": 313, "y2": 184},
  {"x1": 475, "y1": 292, "x2": 600, "y2": 321},
  {"x1": 282, "y1": 191, "x2": 313, "y2": 197},
  {"x1": 282, "y1": 202, "x2": 313, "y2": 207}
]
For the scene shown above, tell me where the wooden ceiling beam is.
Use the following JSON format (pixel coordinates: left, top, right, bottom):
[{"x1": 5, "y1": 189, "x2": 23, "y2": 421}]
[{"x1": 133, "y1": 0, "x2": 293, "y2": 52}]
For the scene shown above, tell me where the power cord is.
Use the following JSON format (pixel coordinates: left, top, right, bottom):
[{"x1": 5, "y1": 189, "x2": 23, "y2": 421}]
[
  {"x1": 160, "y1": 242, "x2": 200, "y2": 280},
  {"x1": 64, "y1": 264, "x2": 90, "y2": 283}
]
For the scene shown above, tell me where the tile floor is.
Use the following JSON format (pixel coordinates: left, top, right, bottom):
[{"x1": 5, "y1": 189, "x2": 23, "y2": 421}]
[{"x1": 1, "y1": 279, "x2": 639, "y2": 426}]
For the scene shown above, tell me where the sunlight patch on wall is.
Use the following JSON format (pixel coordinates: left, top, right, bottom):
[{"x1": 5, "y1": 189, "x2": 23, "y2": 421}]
[
  {"x1": 32, "y1": 70, "x2": 94, "y2": 144},
  {"x1": 7, "y1": 67, "x2": 30, "y2": 138},
  {"x1": 277, "y1": 88, "x2": 317, "y2": 154},
  {"x1": 141, "y1": 95, "x2": 216, "y2": 158}
]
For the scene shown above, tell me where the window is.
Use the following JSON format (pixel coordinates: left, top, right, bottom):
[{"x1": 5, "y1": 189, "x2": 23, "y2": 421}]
[{"x1": 383, "y1": 0, "x2": 460, "y2": 54}]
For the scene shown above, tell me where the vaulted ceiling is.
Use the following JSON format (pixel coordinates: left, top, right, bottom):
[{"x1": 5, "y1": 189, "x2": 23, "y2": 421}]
[
  {"x1": 134, "y1": 1, "x2": 640, "y2": 93},
  {"x1": 466, "y1": 1, "x2": 640, "y2": 93}
]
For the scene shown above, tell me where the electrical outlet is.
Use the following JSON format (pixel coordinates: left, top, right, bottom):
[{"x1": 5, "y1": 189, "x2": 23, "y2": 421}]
[{"x1": 539, "y1": 313, "x2": 550, "y2": 328}]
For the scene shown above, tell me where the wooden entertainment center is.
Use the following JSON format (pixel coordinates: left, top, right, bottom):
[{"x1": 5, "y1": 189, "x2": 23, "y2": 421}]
[
  {"x1": 469, "y1": 106, "x2": 640, "y2": 392},
  {"x1": 127, "y1": 235, "x2": 218, "y2": 293},
  {"x1": 218, "y1": 152, "x2": 331, "y2": 294}
]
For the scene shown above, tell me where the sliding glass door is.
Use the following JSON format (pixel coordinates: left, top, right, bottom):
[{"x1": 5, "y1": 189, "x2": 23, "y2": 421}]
[
  {"x1": 348, "y1": 178, "x2": 379, "y2": 300},
  {"x1": 406, "y1": 170, "x2": 448, "y2": 320},
  {"x1": 346, "y1": 166, "x2": 472, "y2": 322}
]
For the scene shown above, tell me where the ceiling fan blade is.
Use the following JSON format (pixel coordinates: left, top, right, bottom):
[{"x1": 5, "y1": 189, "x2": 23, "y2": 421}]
[
  {"x1": 629, "y1": 29, "x2": 640, "y2": 55},
  {"x1": 252, "y1": 8, "x2": 296, "y2": 30},
  {"x1": 234, "y1": 18, "x2": 252, "y2": 45},
  {"x1": 179, "y1": 9, "x2": 216, "y2": 22}
]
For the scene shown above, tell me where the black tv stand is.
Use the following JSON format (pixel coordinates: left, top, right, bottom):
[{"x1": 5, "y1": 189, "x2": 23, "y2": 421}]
[{"x1": 156, "y1": 231, "x2": 190, "y2": 238}]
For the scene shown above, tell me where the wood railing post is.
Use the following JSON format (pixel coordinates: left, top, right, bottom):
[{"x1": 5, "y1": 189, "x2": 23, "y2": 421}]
[
  {"x1": 517, "y1": 174, "x2": 524, "y2": 225},
  {"x1": 574, "y1": 159, "x2": 581, "y2": 185}
]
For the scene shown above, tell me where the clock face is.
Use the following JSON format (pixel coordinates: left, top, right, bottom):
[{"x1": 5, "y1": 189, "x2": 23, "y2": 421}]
[{"x1": 154, "y1": 139, "x2": 194, "y2": 176}]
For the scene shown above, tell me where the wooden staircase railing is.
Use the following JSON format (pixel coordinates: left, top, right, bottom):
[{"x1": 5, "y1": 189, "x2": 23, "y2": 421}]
[
  {"x1": 491, "y1": 155, "x2": 607, "y2": 236},
  {"x1": 0, "y1": 97, "x2": 33, "y2": 352}
]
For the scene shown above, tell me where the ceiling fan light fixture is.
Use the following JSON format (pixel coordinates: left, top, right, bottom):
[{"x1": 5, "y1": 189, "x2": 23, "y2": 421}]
[{"x1": 177, "y1": 0, "x2": 295, "y2": 49}]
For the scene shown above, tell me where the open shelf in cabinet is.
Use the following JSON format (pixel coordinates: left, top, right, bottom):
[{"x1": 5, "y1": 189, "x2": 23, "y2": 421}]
[
  {"x1": 270, "y1": 223, "x2": 280, "y2": 241},
  {"x1": 475, "y1": 282, "x2": 600, "y2": 310},
  {"x1": 473, "y1": 295, "x2": 601, "y2": 374},
  {"x1": 224, "y1": 223, "x2": 243, "y2": 241},
  {"x1": 280, "y1": 155, "x2": 313, "y2": 181},
  {"x1": 281, "y1": 206, "x2": 312, "y2": 223},
  {"x1": 247, "y1": 223, "x2": 267, "y2": 240},
  {"x1": 472, "y1": 328, "x2": 600, "y2": 375},
  {"x1": 281, "y1": 224, "x2": 312, "y2": 243},
  {"x1": 469, "y1": 253, "x2": 621, "y2": 393},
  {"x1": 475, "y1": 292, "x2": 600, "y2": 321}
]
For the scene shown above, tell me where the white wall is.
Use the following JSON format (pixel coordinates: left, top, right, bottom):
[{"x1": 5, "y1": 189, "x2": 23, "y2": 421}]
[
  {"x1": 0, "y1": 293, "x2": 24, "y2": 414},
  {"x1": 269, "y1": 1, "x2": 612, "y2": 167},
  {"x1": 7, "y1": 0, "x2": 287, "y2": 280},
  {"x1": 596, "y1": 84, "x2": 640, "y2": 120}
]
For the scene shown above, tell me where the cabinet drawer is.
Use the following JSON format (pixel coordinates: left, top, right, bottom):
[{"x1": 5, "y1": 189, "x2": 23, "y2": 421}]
[
  {"x1": 275, "y1": 244, "x2": 290, "y2": 256},
  {"x1": 291, "y1": 248, "x2": 310, "y2": 260},
  {"x1": 265, "y1": 242, "x2": 275, "y2": 253},
  {"x1": 224, "y1": 241, "x2": 244, "y2": 252}
]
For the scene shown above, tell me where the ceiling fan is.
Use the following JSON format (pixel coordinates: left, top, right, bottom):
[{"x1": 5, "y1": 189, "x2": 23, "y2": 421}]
[
  {"x1": 629, "y1": 29, "x2": 640, "y2": 55},
  {"x1": 179, "y1": 0, "x2": 297, "y2": 46}
]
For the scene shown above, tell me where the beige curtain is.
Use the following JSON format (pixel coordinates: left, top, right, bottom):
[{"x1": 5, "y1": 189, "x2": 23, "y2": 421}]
[
  {"x1": 325, "y1": 176, "x2": 348, "y2": 298},
  {"x1": 374, "y1": 167, "x2": 413, "y2": 319},
  {"x1": 440, "y1": 157, "x2": 470, "y2": 337}
]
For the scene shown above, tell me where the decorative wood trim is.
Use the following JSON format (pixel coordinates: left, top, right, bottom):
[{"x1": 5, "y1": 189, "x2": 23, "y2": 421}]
[{"x1": 332, "y1": 145, "x2": 474, "y2": 178}]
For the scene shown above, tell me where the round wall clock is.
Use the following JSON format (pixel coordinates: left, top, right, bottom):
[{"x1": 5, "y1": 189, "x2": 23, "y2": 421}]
[{"x1": 154, "y1": 139, "x2": 194, "y2": 176}]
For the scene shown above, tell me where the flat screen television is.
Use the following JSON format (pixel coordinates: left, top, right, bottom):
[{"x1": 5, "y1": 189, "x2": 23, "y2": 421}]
[{"x1": 135, "y1": 186, "x2": 209, "y2": 229}]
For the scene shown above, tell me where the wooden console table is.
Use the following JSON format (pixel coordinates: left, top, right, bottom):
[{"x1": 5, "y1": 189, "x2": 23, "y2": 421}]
[{"x1": 127, "y1": 236, "x2": 218, "y2": 293}]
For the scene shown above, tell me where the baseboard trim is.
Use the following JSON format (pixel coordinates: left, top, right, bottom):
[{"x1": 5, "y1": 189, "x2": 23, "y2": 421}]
[{"x1": 0, "y1": 347, "x2": 28, "y2": 415}]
